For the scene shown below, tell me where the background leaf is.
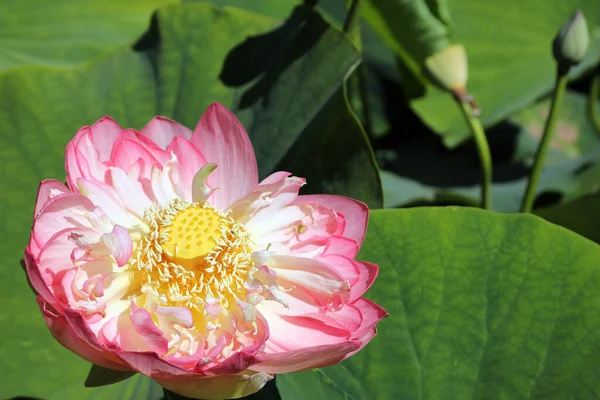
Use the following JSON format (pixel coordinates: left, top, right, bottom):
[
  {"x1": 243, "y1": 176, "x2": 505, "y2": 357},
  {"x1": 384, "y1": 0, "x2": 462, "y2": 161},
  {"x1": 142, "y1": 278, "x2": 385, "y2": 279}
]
[
  {"x1": 276, "y1": 84, "x2": 383, "y2": 208},
  {"x1": 379, "y1": 90, "x2": 600, "y2": 211},
  {"x1": 0, "y1": 0, "x2": 176, "y2": 72},
  {"x1": 156, "y1": 2, "x2": 362, "y2": 177},
  {"x1": 0, "y1": 3, "x2": 378, "y2": 398},
  {"x1": 363, "y1": 0, "x2": 600, "y2": 147},
  {"x1": 280, "y1": 207, "x2": 600, "y2": 399},
  {"x1": 0, "y1": 50, "x2": 156, "y2": 399}
]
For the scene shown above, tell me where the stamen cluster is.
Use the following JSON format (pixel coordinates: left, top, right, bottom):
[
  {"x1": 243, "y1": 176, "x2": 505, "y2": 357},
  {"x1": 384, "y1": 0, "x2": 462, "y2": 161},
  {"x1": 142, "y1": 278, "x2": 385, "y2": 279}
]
[{"x1": 130, "y1": 199, "x2": 254, "y2": 310}]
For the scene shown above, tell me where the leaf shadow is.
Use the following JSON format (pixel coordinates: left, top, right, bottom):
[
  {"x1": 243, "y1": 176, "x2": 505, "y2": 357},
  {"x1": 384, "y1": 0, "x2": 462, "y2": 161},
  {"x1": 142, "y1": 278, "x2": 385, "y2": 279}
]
[
  {"x1": 218, "y1": 4, "x2": 328, "y2": 110},
  {"x1": 373, "y1": 72, "x2": 529, "y2": 188}
]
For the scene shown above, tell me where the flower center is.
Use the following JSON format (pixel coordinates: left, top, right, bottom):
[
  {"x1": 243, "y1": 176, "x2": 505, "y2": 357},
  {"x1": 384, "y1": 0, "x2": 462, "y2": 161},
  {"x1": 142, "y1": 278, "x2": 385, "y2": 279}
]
[
  {"x1": 162, "y1": 206, "x2": 224, "y2": 270},
  {"x1": 131, "y1": 199, "x2": 254, "y2": 310}
]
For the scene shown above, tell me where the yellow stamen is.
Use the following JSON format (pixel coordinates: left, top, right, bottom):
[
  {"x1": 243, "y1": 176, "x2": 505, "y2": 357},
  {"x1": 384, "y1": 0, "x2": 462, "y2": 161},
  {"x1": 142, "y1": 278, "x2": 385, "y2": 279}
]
[{"x1": 131, "y1": 199, "x2": 254, "y2": 310}]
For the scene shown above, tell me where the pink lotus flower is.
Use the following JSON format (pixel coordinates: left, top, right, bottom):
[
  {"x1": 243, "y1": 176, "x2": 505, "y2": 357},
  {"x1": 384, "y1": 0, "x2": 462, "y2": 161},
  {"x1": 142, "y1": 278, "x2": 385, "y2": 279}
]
[{"x1": 25, "y1": 103, "x2": 386, "y2": 399}]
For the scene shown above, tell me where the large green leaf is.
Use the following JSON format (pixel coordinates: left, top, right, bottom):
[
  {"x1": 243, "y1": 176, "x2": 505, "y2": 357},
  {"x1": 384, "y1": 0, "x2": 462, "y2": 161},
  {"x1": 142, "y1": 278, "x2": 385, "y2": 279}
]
[
  {"x1": 363, "y1": 0, "x2": 600, "y2": 147},
  {"x1": 280, "y1": 207, "x2": 600, "y2": 399},
  {"x1": 0, "y1": 3, "x2": 376, "y2": 398},
  {"x1": 0, "y1": 51, "x2": 156, "y2": 399},
  {"x1": 536, "y1": 191, "x2": 600, "y2": 245},
  {"x1": 276, "y1": 84, "x2": 383, "y2": 209},
  {"x1": 156, "y1": 2, "x2": 361, "y2": 177},
  {"x1": 0, "y1": 0, "x2": 176, "y2": 72},
  {"x1": 277, "y1": 368, "x2": 355, "y2": 400}
]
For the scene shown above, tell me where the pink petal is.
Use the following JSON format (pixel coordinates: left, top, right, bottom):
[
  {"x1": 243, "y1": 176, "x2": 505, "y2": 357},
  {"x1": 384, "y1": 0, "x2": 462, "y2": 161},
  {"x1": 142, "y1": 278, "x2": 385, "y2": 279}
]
[
  {"x1": 110, "y1": 138, "x2": 162, "y2": 177},
  {"x1": 344, "y1": 328, "x2": 377, "y2": 360},
  {"x1": 82, "y1": 275, "x2": 106, "y2": 297},
  {"x1": 304, "y1": 303, "x2": 363, "y2": 332},
  {"x1": 61, "y1": 304, "x2": 109, "y2": 351},
  {"x1": 112, "y1": 128, "x2": 173, "y2": 170},
  {"x1": 36, "y1": 227, "x2": 98, "y2": 283},
  {"x1": 350, "y1": 298, "x2": 388, "y2": 340},
  {"x1": 108, "y1": 167, "x2": 153, "y2": 217},
  {"x1": 59, "y1": 268, "x2": 79, "y2": 308},
  {"x1": 155, "y1": 306, "x2": 194, "y2": 329},
  {"x1": 66, "y1": 126, "x2": 106, "y2": 189},
  {"x1": 323, "y1": 235, "x2": 359, "y2": 257},
  {"x1": 349, "y1": 261, "x2": 379, "y2": 301},
  {"x1": 343, "y1": 298, "x2": 387, "y2": 359},
  {"x1": 38, "y1": 297, "x2": 130, "y2": 371},
  {"x1": 25, "y1": 245, "x2": 59, "y2": 308},
  {"x1": 116, "y1": 350, "x2": 196, "y2": 379},
  {"x1": 296, "y1": 194, "x2": 369, "y2": 247},
  {"x1": 76, "y1": 178, "x2": 135, "y2": 228},
  {"x1": 89, "y1": 116, "x2": 124, "y2": 160},
  {"x1": 203, "y1": 313, "x2": 269, "y2": 375},
  {"x1": 166, "y1": 136, "x2": 208, "y2": 202},
  {"x1": 150, "y1": 164, "x2": 180, "y2": 205},
  {"x1": 260, "y1": 311, "x2": 350, "y2": 352},
  {"x1": 317, "y1": 254, "x2": 361, "y2": 286},
  {"x1": 191, "y1": 103, "x2": 258, "y2": 209},
  {"x1": 32, "y1": 192, "x2": 96, "y2": 250},
  {"x1": 289, "y1": 235, "x2": 358, "y2": 258},
  {"x1": 232, "y1": 173, "x2": 306, "y2": 239},
  {"x1": 65, "y1": 127, "x2": 88, "y2": 187},
  {"x1": 270, "y1": 255, "x2": 350, "y2": 308},
  {"x1": 130, "y1": 302, "x2": 168, "y2": 355},
  {"x1": 120, "y1": 128, "x2": 171, "y2": 156},
  {"x1": 97, "y1": 300, "x2": 138, "y2": 351},
  {"x1": 157, "y1": 372, "x2": 272, "y2": 400},
  {"x1": 204, "y1": 351, "x2": 262, "y2": 375},
  {"x1": 141, "y1": 116, "x2": 192, "y2": 150},
  {"x1": 101, "y1": 225, "x2": 133, "y2": 267},
  {"x1": 34, "y1": 179, "x2": 69, "y2": 217},
  {"x1": 205, "y1": 303, "x2": 222, "y2": 319},
  {"x1": 254, "y1": 339, "x2": 360, "y2": 374}
]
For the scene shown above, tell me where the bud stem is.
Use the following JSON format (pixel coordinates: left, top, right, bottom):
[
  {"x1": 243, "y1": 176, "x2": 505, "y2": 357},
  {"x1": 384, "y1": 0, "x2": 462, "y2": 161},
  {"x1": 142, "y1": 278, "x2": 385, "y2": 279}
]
[
  {"x1": 521, "y1": 65, "x2": 570, "y2": 213},
  {"x1": 457, "y1": 98, "x2": 492, "y2": 209},
  {"x1": 589, "y1": 68, "x2": 600, "y2": 136},
  {"x1": 354, "y1": 64, "x2": 373, "y2": 139}
]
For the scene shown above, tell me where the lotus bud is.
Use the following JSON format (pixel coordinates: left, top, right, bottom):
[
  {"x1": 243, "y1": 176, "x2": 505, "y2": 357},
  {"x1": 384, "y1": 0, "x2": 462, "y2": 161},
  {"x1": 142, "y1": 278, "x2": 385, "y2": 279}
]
[
  {"x1": 552, "y1": 10, "x2": 590, "y2": 67},
  {"x1": 424, "y1": 44, "x2": 468, "y2": 93}
]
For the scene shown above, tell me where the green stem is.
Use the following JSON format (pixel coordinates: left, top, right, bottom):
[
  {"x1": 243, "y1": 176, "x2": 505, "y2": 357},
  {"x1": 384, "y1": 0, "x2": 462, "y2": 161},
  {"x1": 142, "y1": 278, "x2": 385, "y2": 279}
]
[
  {"x1": 589, "y1": 68, "x2": 600, "y2": 136},
  {"x1": 343, "y1": 0, "x2": 361, "y2": 34},
  {"x1": 521, "y1": 65, "x2": 570, "y2": 213},
  {"x1": 458, "y1": 100, "x2": 492, "y2": 209},
  {"x1": 356, "y1": 64, "x2": 373, "y2": 139}
]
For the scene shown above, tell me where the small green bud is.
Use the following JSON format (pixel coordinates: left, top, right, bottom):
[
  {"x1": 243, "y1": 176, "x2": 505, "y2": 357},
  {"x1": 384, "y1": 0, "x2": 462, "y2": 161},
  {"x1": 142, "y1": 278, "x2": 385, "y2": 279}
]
[
  {"x1": 424, "y1": 44, "x2": 468, "y2": 92},
  {"x1": 552, "y1": 10, "x2": 590, "y2": 66}
]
